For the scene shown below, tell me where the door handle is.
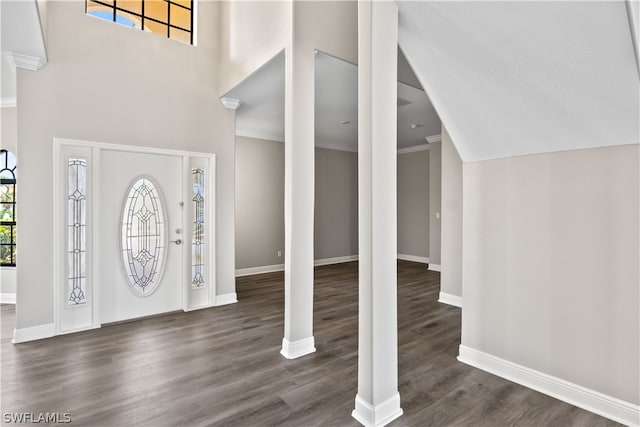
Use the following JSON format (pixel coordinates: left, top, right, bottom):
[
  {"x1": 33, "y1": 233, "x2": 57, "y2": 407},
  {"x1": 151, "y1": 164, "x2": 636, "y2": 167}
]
[{"x1": 170, "y1": 239, "x2": 183, "y2": 245}]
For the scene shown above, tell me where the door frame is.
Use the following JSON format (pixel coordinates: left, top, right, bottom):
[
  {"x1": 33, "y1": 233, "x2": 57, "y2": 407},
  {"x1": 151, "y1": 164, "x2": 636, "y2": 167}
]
[{"x1": 52, "y1": 138, "x2": 216, "y2": 335}]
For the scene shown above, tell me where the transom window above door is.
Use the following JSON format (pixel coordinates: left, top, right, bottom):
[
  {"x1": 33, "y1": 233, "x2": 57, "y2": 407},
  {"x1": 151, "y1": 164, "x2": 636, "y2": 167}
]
[{"x1": 86, "y1": 0, "x2": 194, "y2": 45}]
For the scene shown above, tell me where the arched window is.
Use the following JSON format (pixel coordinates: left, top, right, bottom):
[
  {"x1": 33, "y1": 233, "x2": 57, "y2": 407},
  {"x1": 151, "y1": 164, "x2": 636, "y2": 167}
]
[{"x1": 0, "y1": 150, "x2": 17, "y2": 267}]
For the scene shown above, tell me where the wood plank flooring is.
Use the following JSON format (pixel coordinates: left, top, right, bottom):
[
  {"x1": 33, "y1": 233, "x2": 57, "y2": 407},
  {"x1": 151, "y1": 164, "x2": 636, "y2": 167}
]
[{"x1": 0, "y1": 261, "x2": 620, "y2": 426}]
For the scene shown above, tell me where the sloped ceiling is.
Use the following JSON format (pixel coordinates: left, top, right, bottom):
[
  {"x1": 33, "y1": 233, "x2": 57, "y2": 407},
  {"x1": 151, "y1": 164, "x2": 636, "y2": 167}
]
[{"x1": 398, "y1": 1, "x2": 640, "y2": 162}]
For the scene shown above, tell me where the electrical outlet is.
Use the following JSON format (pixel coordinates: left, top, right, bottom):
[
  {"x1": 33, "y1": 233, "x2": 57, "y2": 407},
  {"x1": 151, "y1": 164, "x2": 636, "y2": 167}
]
[{"x1": 277, "y1": 250, "x2": 282, "y2": 257}]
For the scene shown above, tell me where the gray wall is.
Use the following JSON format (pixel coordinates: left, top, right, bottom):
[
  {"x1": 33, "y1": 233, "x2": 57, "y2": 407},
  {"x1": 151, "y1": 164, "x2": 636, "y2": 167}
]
[
  {"x1": 462, "y1": 144, "x2": 639, "y2": 405},
  {"x1": 1, "y1": 107, "x2": 17, "y2": 153},
  {"x1": 397, "y1": 150, "x2": 429, "y2": 258},
  {"x1": 441, "y1": 128, "x2": 463, "y2": 298},
  {"x1": 16, "y1": 1, "x2": 236, "y2": 329},
  {"x1": 235, "y1": 136, "x2": 285, "y2": 269},
  {"x1": 235, "y1": 140, "x2": 359, "y2": 269},
  {"x1": 314, "y1": 147, "x2": 358, "y2": 260},
  {"x1": 428, "y1": 141, "x2": 441, "y2": 265}
]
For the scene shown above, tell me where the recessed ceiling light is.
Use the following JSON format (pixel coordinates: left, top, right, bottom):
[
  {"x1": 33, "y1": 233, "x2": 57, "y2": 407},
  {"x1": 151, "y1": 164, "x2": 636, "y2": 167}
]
[
  {"x1": 410, "y1": 124, "x2": 421, "y2": 129},
  {"x1": 340, "y1": 120, "x2": 351, "y2": 125}
]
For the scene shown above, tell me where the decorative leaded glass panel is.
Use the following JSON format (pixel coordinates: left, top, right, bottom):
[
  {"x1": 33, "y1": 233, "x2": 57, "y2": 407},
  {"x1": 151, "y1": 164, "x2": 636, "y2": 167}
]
[
  {"x1": 192, "y1": 168, "x2": 205, "y2": 288},
  {"x1": 68, "y1": 159, "x2": 87, "y2": 305},
  {"x1": 121, "y1": 177, "x2": 166, "y2": 296}
]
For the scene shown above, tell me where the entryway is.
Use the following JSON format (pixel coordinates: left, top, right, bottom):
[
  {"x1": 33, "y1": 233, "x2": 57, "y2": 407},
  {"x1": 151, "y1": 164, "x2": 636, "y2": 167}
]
[{"x1": 53, "y1": 139, "x2": 215, "y2": 334}]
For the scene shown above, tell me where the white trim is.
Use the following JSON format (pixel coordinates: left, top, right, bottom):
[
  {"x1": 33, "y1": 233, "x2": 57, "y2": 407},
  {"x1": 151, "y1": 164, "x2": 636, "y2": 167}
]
[
  {"x1": 236, "y1": 257, "x2": 358, "y2": 276},
  {"x1": 280, "y1": 336, "x2": 316, "y2": 359},
  {"x1": 314, "y1": 255, "x2": 358, "y2": 266},
  {"x1": 397, "y1": 144, "x2": 430, "y2": 154},
  {"x1": 58, "y1": 325, "x2": 101, "y2": 336},
  {"x1": 397, "y1": 254, "x2": 429, "y2": 264},
  {"x1": 438, "y1": 292, "x2": 462, "y2": 308},
  {"x1": 235, "y1": 264, "x2": 284, "y2": 277},
  {"x1": 235, "y1": 129, "x2": 284, "y2": 144},
  {"x1": 12, "y1": 323, "x2": 55, "y2": 344},
  {"x1": 352, "y1": 392, "x2": 403, "y2": 427},
  {"x1": 428, "y1": 263, "x2": 441, "y2": 272},
  {"x1": 0, "y1": 293, "x2": 16, "y2": 304},
  {"x1": 458, "y1": 345, "x2": 640, "y2": 427},
  {"x1": 316, "y1": 142, "x2": 358, "y2": 153},
  {"x1": 4, "y1": 52, "x2": 47, "y2": 71},
  {"x1": 52, "y1": 138, "x2": 215, "y2": 159},
  {"x1": 425, "y1": 134, "x2": 442, "y2": 144},
  {"x1": 220, "y1": 97, "x2": 242, "y2": 110},
  {"x1": 1, "y1": 97, "x2": 16, "y2": 108},
  {"x1": 214, "y1": 292, "x2": 238, "y2": 306},
  {"x1": 91, "y1": 148, "x2": 102, "y2": 329}
]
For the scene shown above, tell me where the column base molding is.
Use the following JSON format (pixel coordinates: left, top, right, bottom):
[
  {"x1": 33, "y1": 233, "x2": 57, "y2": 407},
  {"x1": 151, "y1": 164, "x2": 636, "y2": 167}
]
[
  {"x1": 352, "y1": 392, "x2": 403, "y2": 427},
  {"x1": 280, "y1": 336, "x2": 316, "y2": 359}
]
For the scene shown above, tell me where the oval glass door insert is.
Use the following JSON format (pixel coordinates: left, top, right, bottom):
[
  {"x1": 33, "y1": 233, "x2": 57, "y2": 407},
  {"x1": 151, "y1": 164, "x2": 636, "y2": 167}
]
[{"x1": 121, "y1": 177, "x2": 166, "y2": 296}]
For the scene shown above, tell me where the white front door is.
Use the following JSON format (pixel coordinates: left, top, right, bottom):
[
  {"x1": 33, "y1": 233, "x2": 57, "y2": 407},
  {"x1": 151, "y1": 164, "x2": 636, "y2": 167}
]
[{"x1": 99, "y1": 150, "x2": 184, "y2": 324}]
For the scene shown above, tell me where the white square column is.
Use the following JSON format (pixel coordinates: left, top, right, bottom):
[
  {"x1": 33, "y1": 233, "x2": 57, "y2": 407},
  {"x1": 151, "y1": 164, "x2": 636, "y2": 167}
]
[
  {"x1": 281, "y1": 37, "x2": 316, "y2": 359},
  {"x1": 352, "y1": 1, "x2": 402, "y2": 426}
]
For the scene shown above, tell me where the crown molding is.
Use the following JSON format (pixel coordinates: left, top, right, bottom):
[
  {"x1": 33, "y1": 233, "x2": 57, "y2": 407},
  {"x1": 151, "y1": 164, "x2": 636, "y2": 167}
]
[
  {"x1": 316, "y1": 142, "x2": 358, "y2": 153},
  {"x1": 4, "y1": 52, "x2": 47, "y2": 71},
  {"x1": 398, "y1": 144, "x2": 430, "y2": 154},
  {"x1": 235, "y1": 129, "x2": 284, "y2": 143},
  {"x1": 426, "y1": 134, "x2": 442, "y2": 144},
  {"x1": 1, "y1": 97, "x2": 17, "y2": 108},
  {"x1": 220, "y1": 97, "x2": 242, "y2": 110}
]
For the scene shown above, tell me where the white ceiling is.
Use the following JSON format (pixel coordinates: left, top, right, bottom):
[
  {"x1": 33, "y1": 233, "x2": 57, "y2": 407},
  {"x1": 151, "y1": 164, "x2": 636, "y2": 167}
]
[
  {"x1": 225, "y1": 50, "x2": 441, "y2": 151},
  {"x1": 398, "y1": 1, "x2": 640, "y2": 162}
]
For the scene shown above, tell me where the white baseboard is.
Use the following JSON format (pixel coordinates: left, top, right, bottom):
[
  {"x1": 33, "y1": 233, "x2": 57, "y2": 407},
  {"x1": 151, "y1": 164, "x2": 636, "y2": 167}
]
[
  {"x1": 438, "y1": 292, "x2": 462, "y2": 308},
  {"x1": 397, "y1": 254, "x2": 430, "y2": 264},
  {"x1": 458, "y1": 345, "x2": 640, "y2": 427},
  {"x1": 428, "y1": 263, "x2": 441, "y2": 272},
  {"x1": 0, "y1": 293, "x2": 16, "y2": 304},
  {"x1": 237, "y1": 256, "x2": 359, "y2": 277},
  {"x1": 215, "y1": 293, "x2": 238, "y2": 306},
  {"x1": 314, "y1": 255, "x2": 358, "y2": 266},
  {"x1": 280, "y1": 336, "x2": 316, "y2": 359},
  {"x1": 235, "y1": 264, "x2": 284, "y2": 277},
  {"x1": 352, "y1": 392, "x2": 403, "y2": 427},
  {"x1": 12, "y1": 323, "x2": 55, "y2": 344}
]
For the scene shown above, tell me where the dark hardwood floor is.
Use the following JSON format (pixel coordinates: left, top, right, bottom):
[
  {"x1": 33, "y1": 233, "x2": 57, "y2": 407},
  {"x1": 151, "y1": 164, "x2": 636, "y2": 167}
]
[{"x1": 1, "y1": 261, "x2": 619, "y2": 426}]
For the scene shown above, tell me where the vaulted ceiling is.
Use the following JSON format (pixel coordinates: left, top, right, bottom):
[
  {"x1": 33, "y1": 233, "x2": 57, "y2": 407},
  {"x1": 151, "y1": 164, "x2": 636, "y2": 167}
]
[{"x1": 398, "y1": 1, "x2": 640, "y2": 161}]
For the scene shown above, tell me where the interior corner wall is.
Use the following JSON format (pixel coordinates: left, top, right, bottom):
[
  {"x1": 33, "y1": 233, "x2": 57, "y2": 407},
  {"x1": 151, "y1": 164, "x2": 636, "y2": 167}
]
[
  {"x1": 294, "y1": 0, "x2": 357, "y2": 65},
  {"x1": 16, "y1": 1, "x2": 235, "y2": 330},
  {"x1": 235, "y1": 136, "x2": 285, "y2": 270},
  {"x1": 314, "y1": 147, "x2": 358, "y2": 260},
  {"x1": 461, "y1": 144, "x2": 640, "y2": 406},
  {"x1": 1, "y1": 107, "x2": 17, "y2": 154},
  {"x1": 440, "y1": 128, "x2": 463, "y2": 297},
  {"x1": 428, "y1": 140, "x2": 442, "y2": 265},
  {"x1": 235, "y1": 139, "x2": 359, "y2": 270},
  {"x1": 397, "y1": 150, "x2": 429, "y2": 259},
  {"x1": 217, "y1": 1, "x2": 292, "y2": 96},
  {"x1": 0, "y1": 107, "x2": 17, "y2": 296}
]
